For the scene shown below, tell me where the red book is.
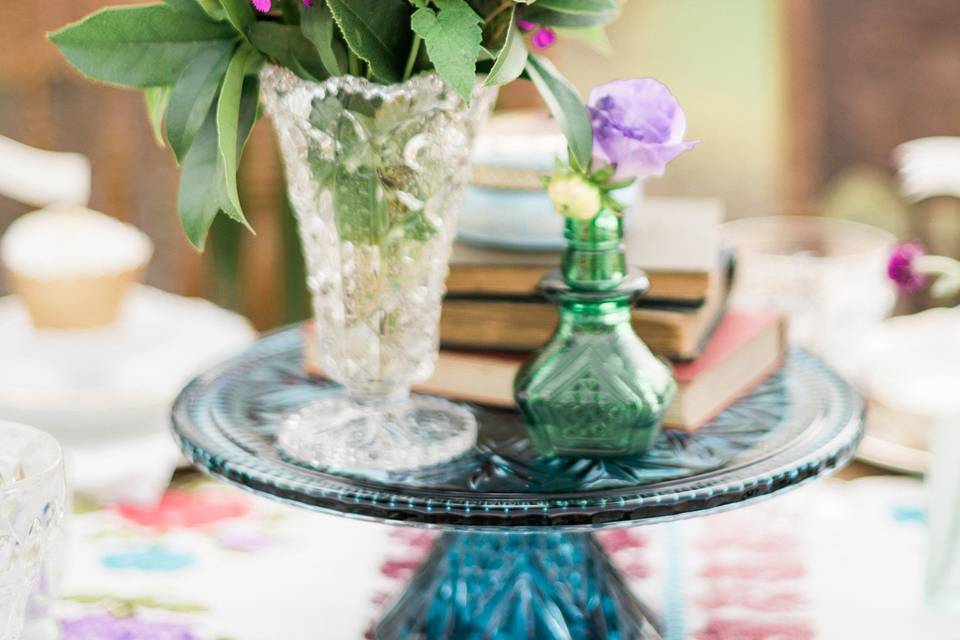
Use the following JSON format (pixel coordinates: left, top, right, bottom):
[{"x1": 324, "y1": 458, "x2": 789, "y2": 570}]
[
  {"x1": 309, "y1": 311, "x2": 787, "y2": 432},
  {"x1": 666, "y1": 311, "x2": 786, "y2": 430}
]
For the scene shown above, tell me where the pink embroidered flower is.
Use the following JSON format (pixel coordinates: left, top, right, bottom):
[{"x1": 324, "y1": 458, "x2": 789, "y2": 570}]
[{"x1": 116, "y1": 489, "x2": 251, "y2": 530}]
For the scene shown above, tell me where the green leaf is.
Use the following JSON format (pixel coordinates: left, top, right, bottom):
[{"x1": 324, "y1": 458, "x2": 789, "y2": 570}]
[
  {"x1": 411, "y1": 0, "x2": 482, "y2": 102},
  {"x1": 278, "y1": 0, "x2": 301, "y2": 24},
  {"x1": 333, "y1": 166, "x2": 388, "y2": 244},
  {"x1": 178, "y1": 73, "x2": 258, "y2": 249},
  {"x1": 216, "y1": 43, "x2": 262, "y2": 225},
  {"x1": 220, "y1": 0, "x2": 255, "y2": 39},
  {"x1": 300, "y1": 3, "x2": 347, "y2": 76},
  {"x1": 248, "y1": 22, "x2": 329, "y2": 81},
  {"x1": 484, "y1": 6, "x2": 527, "y2": 87},
  {"x1": 525, "y1": 55, "x2": 592, "y2": 171},
  {"x1": 325, "y1": 0, "x2": 411, "y2": 82},
  {"x1": 165, "y1": 0, "x2": 226, "y2": 21},
  {"x1": 143, "y1": 86, "x2": 171, "y2": 147},
  {"x1": 529, "y1": 0, "x2": 618, "y2": 14},
  {"x1": 522, "y1": 0, "x2": 619, "y2": 28},
  {"x1": 178, "y1": 108, "x2": 226, "y2": 248},
  {"x1": 166, "y1": 42, "x2": 234, "y2": 162},
  {"x1": 49, "y1": 4, "x2": 238, "y2": 88}
]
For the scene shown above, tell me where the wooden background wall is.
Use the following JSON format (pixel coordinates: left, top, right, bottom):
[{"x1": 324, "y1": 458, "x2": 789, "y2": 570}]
[
  {"x1": 783, "y1": 0, "x2": 960, "y2": 212},
  {"x1": 0, "y1": 0, "x2": 304, "y2": 329},
  {"x1": 3, "y1": 1, "x2": 960, "y2": 328}
]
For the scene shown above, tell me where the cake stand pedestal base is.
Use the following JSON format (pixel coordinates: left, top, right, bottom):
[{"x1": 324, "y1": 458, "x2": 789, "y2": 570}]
[{"x1": 376, "y1": 532, "x2": 662, "y2": 640}]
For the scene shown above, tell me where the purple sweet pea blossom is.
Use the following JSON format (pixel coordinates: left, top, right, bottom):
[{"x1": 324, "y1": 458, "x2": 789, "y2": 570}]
[
  {"x1": 588, "y1": 78, "x2": 697, "y2": 180},
  {"x1": 516, "y1": 19, "x2": 556, "y2": 50},
  {"x1": 531, "y1": 27, "x2": 557, "y2": 50},
  {"x1": 251, "y1": 0, "x2": 311, "y2": 13},
  {"x1": 887, "y1": 242, "x2": 928, "y2": 292}
]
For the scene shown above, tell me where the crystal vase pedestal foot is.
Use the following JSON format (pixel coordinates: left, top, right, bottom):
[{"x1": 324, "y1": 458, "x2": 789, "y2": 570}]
[
  {"x1": 278, "y1": 392, "x2": 477, "y2": 471},
  {"x1": 261, "y1": 67, "x2": 495, "y2": 473},
  {"x1": 376, "y1": 532, "x2": 662, "y2": 640}
]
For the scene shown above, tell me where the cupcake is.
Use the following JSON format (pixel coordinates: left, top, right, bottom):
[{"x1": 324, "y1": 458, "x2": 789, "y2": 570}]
[{"x1": 0, "y1": 207, "x2": 153, "y2": 329}]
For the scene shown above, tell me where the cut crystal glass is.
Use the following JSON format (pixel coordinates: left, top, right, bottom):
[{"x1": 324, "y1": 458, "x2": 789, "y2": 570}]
[
  {"x1": 0, "y1": 423, "x2": 65, "y2": 640},
  {"x1": 261, "y1": 67, "x2": 495, "y2": 471}
]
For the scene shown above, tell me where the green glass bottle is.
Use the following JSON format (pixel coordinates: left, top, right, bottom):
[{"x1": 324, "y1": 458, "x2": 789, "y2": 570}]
[{"x1": 514, "y1": 209, "x2": 677, "y2": 458}]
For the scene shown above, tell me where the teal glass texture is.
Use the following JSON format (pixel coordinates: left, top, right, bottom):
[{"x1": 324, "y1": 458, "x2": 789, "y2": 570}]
[
  {"x1": 171, "y1": 327, "x2": 864, "y2": 530},
  {"x1": 171, "y1": 329, "x2": 863, "y2": 638},
  {"x1": 515, "y1": 211, "x2": 677, "y2": 458},
  {"x1": 377, "y1": 532, "x2": 660, "y2": 640}
]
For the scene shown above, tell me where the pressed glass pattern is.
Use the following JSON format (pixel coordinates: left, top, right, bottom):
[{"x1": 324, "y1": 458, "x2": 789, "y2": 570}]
[
  {"x1": 515, "y1": 211, "x2": 677, "y2": 458},
  {"x1": 261, "y1": 67, "x2": 495, "y2": 471},
  {"x1": 171, "y1": 328, "x2": 863, "y2": 638},
  {"x1": 172, "y1": 327, "x2": 863, "y2": 529}
]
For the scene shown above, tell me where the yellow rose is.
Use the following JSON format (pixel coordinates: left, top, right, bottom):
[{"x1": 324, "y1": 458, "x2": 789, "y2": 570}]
[{"x1": 547, "y1": 174, "x2": 602, "y2": 220}]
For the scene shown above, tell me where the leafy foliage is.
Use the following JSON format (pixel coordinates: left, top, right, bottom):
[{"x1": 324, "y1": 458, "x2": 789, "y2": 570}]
[
  {"x1": 411, "y1": 0, "x2": 483, "y2": 102},
  {"x1": 49, "y1": 0, "x2": 621, "y2": 249}
]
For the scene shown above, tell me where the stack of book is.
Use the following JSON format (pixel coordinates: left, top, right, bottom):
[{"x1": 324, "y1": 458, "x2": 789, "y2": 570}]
[
  {"x1": 304, "y1": 199, "x2": 789, "y2": 431},
  {"x1": 441, "y1": 198, "x2": 731, "y2": 361},
  {"x1": 425, "y1": 198, "x2": 788, "y2": 430},
  {"x1": 420, "y1": 311, "x2": 785, "y2": 430}
]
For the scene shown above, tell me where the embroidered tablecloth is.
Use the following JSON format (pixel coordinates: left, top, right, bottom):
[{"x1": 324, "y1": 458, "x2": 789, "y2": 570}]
[{"x1": 55, "y1": 476, "x2": 959, "y2": 639}]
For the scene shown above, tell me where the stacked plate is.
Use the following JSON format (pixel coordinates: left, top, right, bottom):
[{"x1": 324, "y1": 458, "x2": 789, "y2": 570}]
[
  {"x1": 852, "y1": 307, "x2": 960, "y2": 474},
  {"x1": 0, "y1": 285, "x2": 255, "y2": 501}
]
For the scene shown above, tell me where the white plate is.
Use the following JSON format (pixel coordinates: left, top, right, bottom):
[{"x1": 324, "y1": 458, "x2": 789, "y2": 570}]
[
  {"x1": 0, "y1": 285, "x2": 256, "y2": 445},
  {"x1": 852, "y1": 308, "x2": 960, "y2": 475}
]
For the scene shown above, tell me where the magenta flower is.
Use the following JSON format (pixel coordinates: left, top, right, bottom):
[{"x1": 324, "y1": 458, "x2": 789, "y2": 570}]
[
  {"x1": 62, "y1": 613, "x2": 200, "y2": 640},
  {"x1": 588, "y1": 78, "x2": 697, "y2": 180},
  {"x1": 531, "y1": 27, "x2": 557, "y2": 50},
  {"x1": 516, "y1": 19, "x2": 556, "y2": 50},
  {"x1": 250, "y1": 0, "x2": 311, "y2": 13},
  {"x1": 887, "y1": 242, "x2": 928, "y2": 292}
]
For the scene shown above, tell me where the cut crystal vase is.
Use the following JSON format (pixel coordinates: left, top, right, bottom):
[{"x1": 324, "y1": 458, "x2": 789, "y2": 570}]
[
  {"x1": 514, "y1": 209, "x2": 677, "y2": 458},
  {"x1": 261, "y1": 67, "x2": 495, "y2": 471}
]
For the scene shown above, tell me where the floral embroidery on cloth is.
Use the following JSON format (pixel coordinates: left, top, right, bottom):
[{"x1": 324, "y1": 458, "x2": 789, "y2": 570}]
[{"x1": 115, "y1": 489, "x2": 251, "y2": 529}]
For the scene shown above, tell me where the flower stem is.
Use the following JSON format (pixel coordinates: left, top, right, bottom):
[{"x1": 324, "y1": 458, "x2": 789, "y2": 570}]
[
  {"x1": 403, "y1": 35, "x2": 422, "y2": 82},
  {"x1": 916, "y1": 255, "x2": 960, "y2": 275},
  {"x1": 485, "y1": 0, "x2": 513, "y2": 25},
  {"x1": 348, "y1": 51, "x2": 360, "y2": 77}
]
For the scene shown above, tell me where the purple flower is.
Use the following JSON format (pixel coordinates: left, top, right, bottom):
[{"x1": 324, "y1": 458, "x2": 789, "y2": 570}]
[
  {"x1": 588, "y1": 78, "x2": 697, "y2": 180},
  {"x1": 250, "y1": 0, "x2": 311, "y2": 13},
  {"x1": 887, "y1": 242, "x2": 927, "y2": 292},
  {"x1": 516, "y1": 18, "x2": 556, "y2": 50},
  {"x1": 531, "y1": 27, "x2": 557, "y2": 50},
  {"x1": 516, "y1": 19, "x2": 536, "y2": 32},
  {"x1": 62, "y1": 613, "x2": 200, "y2": 640}
]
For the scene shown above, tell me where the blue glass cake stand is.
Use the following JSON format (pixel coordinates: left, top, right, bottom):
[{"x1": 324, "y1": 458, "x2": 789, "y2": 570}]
[{"x1": 171, "y1": 327, "x2": 864, "y2": 640}]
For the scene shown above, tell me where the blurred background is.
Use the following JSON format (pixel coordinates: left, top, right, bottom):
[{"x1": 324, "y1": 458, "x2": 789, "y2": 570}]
[{"x1": 4, "y1": 0, "x2": 960, "y2": 329}]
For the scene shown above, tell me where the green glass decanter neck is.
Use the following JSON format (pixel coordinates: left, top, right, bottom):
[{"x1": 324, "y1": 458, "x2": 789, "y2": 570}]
[
  {"x1": 561, "y1": 209, "x2": 628, "y2": 291},
  {"x1": 516, "y1": 208, "x2": 676, "y2": 459}
]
